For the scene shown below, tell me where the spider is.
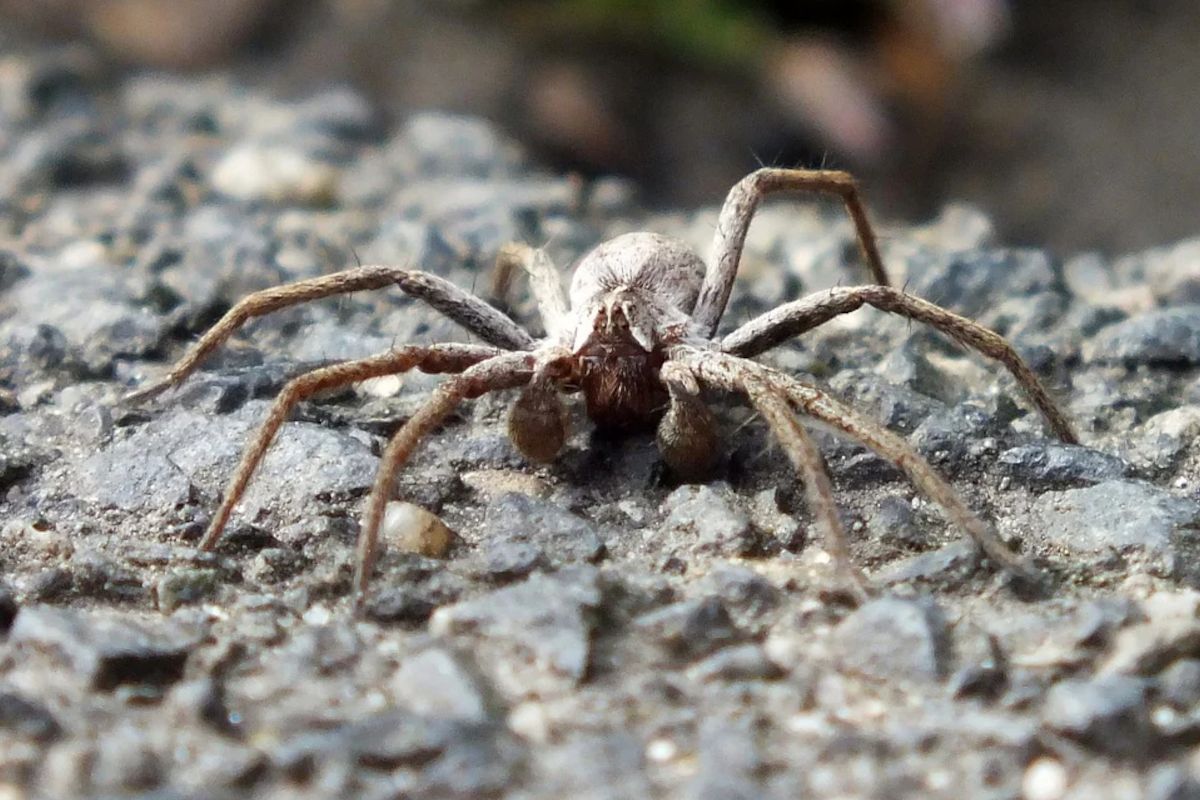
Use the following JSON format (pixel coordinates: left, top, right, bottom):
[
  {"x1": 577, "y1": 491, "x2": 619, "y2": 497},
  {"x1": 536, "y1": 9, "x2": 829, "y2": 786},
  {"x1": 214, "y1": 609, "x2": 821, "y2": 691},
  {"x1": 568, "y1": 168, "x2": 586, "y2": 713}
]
[{"x1": 127, "y1": 167, "x2": 1078, "y2": 610}]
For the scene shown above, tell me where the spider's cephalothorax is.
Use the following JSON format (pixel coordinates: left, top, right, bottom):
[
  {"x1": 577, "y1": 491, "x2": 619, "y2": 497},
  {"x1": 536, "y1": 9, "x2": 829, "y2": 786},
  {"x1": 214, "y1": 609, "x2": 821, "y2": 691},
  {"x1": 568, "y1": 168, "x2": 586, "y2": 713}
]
[
  {"x1": 559, "y1": 232, "x2": 704, "y2": 432},
  {"x1": 128, "y1": 167, "x2": 1081, "y2": 610}
]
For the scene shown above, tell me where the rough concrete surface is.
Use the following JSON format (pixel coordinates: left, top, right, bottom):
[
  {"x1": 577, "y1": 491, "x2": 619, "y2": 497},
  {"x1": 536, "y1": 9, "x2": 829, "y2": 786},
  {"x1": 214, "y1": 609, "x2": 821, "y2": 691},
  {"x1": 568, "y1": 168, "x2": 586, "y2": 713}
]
[{"x1": 4, "y1": 48, "x2": 1200, "y2": 799}]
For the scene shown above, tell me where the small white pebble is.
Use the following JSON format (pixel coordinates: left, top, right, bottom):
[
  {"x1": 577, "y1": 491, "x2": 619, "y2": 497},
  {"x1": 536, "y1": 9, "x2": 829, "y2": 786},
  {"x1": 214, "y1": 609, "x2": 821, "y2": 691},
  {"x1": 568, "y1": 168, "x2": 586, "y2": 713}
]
[
  {"x1": 508, "y1": 702, "x2": 550, "y2": 743},
  {"x1": 358, "y1": 374, "x2": 404, "y2": 398},
  {"x1": 1152, "y1": 704, "x2": 1179, "y2": 728},
  {"x1": 302, "y1": 604, "x2": 332, "y2": 626},
  {"x1": 381, "y1": 502, "x2": 454, "y2": 558},
  {"x1": 1175, "y1": 476, "x2": 1190, "y2": 490},
  {"x1": 646, "y1": 738, "x2": 677, "y2": 763},
  {"x1": 999, "y1": 476, "x2": 1012, "y2": 491},
  {"x1": 1022, "y1": 757, "x2": 1068, "y2": 800}
]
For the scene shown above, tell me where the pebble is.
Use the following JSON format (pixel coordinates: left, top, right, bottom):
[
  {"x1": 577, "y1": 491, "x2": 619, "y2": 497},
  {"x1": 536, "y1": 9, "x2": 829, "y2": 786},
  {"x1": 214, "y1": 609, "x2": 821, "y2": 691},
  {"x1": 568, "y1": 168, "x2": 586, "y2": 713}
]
[
  {"x1": 430, "y1": 567, "x2": 601, "y2": 697},
  {"x1": 636, "y1": 596, "x2": 743, "y2": 662},
  {"x1": 660, "y1": 483, "x2": 759, "y2": 557},
  {"x1": 211, "y1": 142, "x2": 339, "y2": 205},
  {"x1": 1027, "y1": 480, "x2": 1200, "y2": 576},
  {"x1": 393, "y1": 647, "x2": 495, "y2": 723},
  {"x1": 1157, "y1": 659, "x2": 1200, "y2": 709},
  {"x1": 998, "y1": 442, "x2": 1131, "y2": 487},
  {"x1": 155, "y1": 568, "x2": 219, "y2": 612},
  {"x1": 831, "y1": 596, "x2": 951, "y2": 683},
  {"x1": 0, "y1": 692, "x2": 61, "y2": 742},
  {"x1": 1022, "y1": 757, "x2": 1069, "y2": 800},
  {"x1": 9, "y1": 606, "x2": 199, "y2": 690},
  {"x1": 477, "y1": 492, "x2": 606, "y2": 567},
  {"x1": 1087, "y1": 306, "x2": 1200, "y2": 365},
  {"x1": 1042, "y1": 675, "x2": 1153, "y2": 758},
  {"x1": 381, "y1": 501, "x2": 455, "y2": 559}
]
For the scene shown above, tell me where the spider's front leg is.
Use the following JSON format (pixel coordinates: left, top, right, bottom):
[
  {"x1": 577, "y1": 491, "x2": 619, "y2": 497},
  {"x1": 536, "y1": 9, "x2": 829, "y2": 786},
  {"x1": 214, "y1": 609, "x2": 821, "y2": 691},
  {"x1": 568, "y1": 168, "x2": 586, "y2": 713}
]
[
  {"x1": 662, "y1": 357, "x2": 869, "y2": 602},
  {"x1": 675, "y1": 348, "x2": 1044, "y2": 589},
  {"x1": 692, "y1": 167, "x2": 891, "y2": 337},
  {"x1": 124, "y1": 265, "x2": 534, "y2": 404},
  {"x1": 722, "y1": 285, "x2": 1078, "y2": 443},
  {"x1": 355, "y1": 351, "x2": 537, "y2": 608},
  {"x1": 197, "y1": 343, "x2": 501, "y2": 552}
]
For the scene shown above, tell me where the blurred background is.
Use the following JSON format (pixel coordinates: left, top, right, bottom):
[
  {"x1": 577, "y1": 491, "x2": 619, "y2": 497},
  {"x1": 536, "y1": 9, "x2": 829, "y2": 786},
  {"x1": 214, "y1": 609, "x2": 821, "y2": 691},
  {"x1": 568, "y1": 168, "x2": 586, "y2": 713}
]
[{"x1": 1, "y1": 0, "x2": 1197, "y2": 255}]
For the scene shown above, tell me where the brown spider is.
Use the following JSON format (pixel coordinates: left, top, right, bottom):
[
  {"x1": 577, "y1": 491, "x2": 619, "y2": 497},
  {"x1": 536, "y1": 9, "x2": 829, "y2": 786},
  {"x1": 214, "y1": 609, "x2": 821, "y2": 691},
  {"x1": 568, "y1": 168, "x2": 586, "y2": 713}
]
[{"x1": 127, "y1": 167, "x2": 1078, "y2": 610}]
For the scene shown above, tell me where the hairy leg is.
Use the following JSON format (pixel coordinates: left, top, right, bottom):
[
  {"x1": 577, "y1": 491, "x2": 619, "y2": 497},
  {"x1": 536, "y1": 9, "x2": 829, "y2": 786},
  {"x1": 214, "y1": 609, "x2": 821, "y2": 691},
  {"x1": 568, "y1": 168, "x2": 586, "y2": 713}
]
[
  {"x1": 721, "y1": 284, "x2": 1078, "y2": 444},
  {"x1": 197, "y1": 343, "x2": 501, "y2": 551},
  {"x1": 675, "y1": 348, "x2": 1042, "y2": 586},
  {"x1": 354, "y1": 351, "x2": 537, "y2": 609},
  {"x1": 496, "y1": 243, "x2": 571, "y2": 340},
  {"x1": 693, "y1": 167, "x2": 890, "y2": 337},
  {"x1": 126, "y1": 266, "x2": 535, "y2": 403},
  {"x1": 663, "y1": 360, "x2": 868, "y2": 600}
]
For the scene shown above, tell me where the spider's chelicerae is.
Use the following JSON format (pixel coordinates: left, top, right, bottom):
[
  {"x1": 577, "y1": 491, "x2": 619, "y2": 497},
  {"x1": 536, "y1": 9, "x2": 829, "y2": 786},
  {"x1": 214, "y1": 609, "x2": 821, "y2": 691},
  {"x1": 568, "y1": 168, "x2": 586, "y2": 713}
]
[{"x1": 128, "y1": 168, "x2": 1078, "y2": 609}]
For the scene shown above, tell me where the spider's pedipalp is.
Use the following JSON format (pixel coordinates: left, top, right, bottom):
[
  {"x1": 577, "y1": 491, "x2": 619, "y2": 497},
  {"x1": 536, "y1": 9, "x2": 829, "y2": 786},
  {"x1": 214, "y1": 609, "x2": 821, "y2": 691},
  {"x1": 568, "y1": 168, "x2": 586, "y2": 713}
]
[
  {"x1": 657, "y1": 361, "x2": 719, "y2": 481},
  {"x1": 124, "y1": 265, "x2": 534, "y2": 404},
  {"x1": 508, "y1": 348, "x2": 573, "y2": 463},
  {"x1": 674, "y1": 348, "x2": 1044, "y2": 589},
  {"x1": 721, "y1": 284, "x2": 1078, "y2": 444},
  {"x1": 355, "y1": 350, "x2": 537, "y2": 609},
  {"x1": 197, "y1": 343, "x2": 501, "y2": 553},
  {"x1": 693, "y1": 167, "x2": 890, "y2": 337}
]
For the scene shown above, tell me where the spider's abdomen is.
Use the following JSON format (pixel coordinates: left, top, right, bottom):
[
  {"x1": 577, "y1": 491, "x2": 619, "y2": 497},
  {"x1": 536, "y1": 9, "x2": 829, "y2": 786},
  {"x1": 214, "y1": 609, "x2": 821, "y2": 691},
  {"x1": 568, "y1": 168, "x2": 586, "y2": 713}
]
[
  {"x1": 569, "y1": 232, "x2": 705, "y2": 314},
  {"x1": 577, "y1": 347, "x2": 667, "y2": 432}
]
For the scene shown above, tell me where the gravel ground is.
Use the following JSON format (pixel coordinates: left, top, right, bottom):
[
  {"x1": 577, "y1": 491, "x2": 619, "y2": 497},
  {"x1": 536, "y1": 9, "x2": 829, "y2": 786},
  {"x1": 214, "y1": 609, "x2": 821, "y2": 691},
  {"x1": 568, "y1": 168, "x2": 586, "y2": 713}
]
[{"x1": 4, "y1": 47, "x2": 1200, "y2": 800}]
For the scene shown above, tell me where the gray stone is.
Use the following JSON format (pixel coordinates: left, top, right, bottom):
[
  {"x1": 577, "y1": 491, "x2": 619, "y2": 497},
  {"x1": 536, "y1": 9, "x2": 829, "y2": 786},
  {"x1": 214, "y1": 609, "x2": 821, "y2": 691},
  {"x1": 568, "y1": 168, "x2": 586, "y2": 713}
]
[
  {"x1": 431, "y1": 566, "x2": 601, "y2": 696},
  {"x1": 9, "y1": 605, "x2": 200, "y2": 689},
  {"x1": 699, "y1": 564, "x2": 780, "y2": 619},
  {"x1": 0, "y1": 692, "x2": 61, "y2": 742},
  {"x1": 636, "y1": 596, "x2": 743, "y2": 661},
  {"x1": 660, "y1": 484, "x2": 759, "y2": 557},
  {"x1": 75, "y1": 404, "x2": 378, "y2": 527},
  {"x1": 910, "y1": 403, "x2": 997, "y2": 466},
  {"x1": 877, "y1": 540, "x2": 981, "y2": 586},
  {"x1": 533, "y1": 733, "x2": 653, "y2": 800},
  {"x1": 1088, "y1": 305, "x2": 1200, "y2": 365},
  {"x1": 1147, "y1": 766, "x2": 1200, "y2": 800},
  {"x1": 906, "y1": 248, "x2": 1061, "y2": 319},
  {"x1": 867, "y1": 495, "x2": 925, "y2": 548},
  {"x1": 998, "y1": 442, "x2": 1131, "y2": 487},
  {"x1": 686, "y1": 643, "x2": 783, "y2": 682},
  {"x1": 1042, "y1": 675, "x2": 1152, "y2": 758},
  {"x1": 273, "y1": 711, "x2": 524, "y2": 796},
  {"x1": 687, "y1": 714, "x2": 764, "y2": 800},
  {"x1": 91, "y1": 725, "x2": 163, "y2": 792},
  {"x1": 831, "y1": 595, "x2": 951, "y2": 683},
  {"x1": 393, "y1": 647, "x2": 496, "y2": 723},
  {"x1": 478, "y1": 493, "x2": 607, "y2": 568},
  {"x1": 1158, "y1": 659, "x2": 1200, "y2": 709},
  {"x1": 155, "y1": 568, "x2": 219, "y2": 612},
  {"x1": 1027, "y1": 480, "x2": 1200, "y2": 576}
]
